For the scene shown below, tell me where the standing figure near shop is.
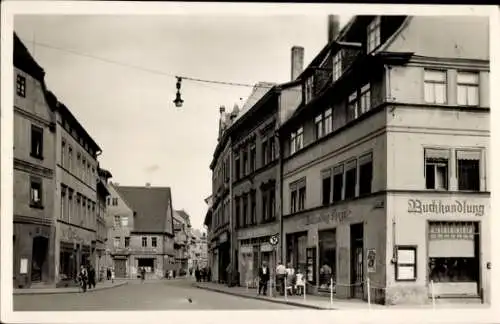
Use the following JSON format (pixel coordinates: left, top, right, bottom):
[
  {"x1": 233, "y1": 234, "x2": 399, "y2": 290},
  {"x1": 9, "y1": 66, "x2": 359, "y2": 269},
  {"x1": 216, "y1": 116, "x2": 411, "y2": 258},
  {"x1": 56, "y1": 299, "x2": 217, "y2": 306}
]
[
  {"x1": 88, "y1": 265, "x2": 96, "y2": 289},
  {"x1": 275, "y1": 262, "x2": 286, "y2": 296},
  {"x1": 195, "y1": 267, "x2": 200, "y2": 282},
  {"x1": 78, "y1": 265, "x2": 88, "y2": 293},
  {"x1": 258, "y1": 261, "x2": 270, "y2": 296},
  {"x1": 111, "y1": 268, "x2": 115, "y2": 283}
]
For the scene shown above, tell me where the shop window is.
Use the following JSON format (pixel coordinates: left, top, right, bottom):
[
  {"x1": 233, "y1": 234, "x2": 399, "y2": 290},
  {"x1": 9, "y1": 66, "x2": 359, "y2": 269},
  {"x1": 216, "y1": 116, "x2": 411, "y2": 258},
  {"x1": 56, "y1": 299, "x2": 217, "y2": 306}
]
[
  {"x1": 456, "y1": 150, "x2": 481, "y2": 191},
  {"x1": 457, "y1": 72, "x2": 479, "y2": 106},
  {"x1": 318, "y1": 230, "x2": 336, "y2": 291},
  {"x1": 344, "y1": 160, "x2": 357, "y2": 200},
  {"x1": 332, "y1": 165, "x2": 343, "y2": 202},
  {"x1": 359, "y1": 153, "x2": 373, "y2": 196},
  {"x1": 425, "y1": 148, "x2": 449, "y2": 190},
  {"x1": 29, "y1": 176, "x2": 43, "y2": 209},
  {"x1": 321, "y1": 169, "x2": 332, "y2": 206},
  {"x1": 250, "y1": 144, "x2": 256, "y2": 173},
  {"x1": 424, "y1": 70, "x2": 447, "y2": 104},
  {"x1": 428, "y1": 222, "x2": 479, "y2": 284},
  {"x1": 395, "y1": 246, "x2": 417, "y2": 281},
  {"x1": 142, "y1": 237, "x2": 147, "y2": 247},
  {"x1": 250, "y1": 190, "x2": 256, "y2": 225},
  {"x1": 30, "y1": 125, "x2": 44, "y2": 159}
]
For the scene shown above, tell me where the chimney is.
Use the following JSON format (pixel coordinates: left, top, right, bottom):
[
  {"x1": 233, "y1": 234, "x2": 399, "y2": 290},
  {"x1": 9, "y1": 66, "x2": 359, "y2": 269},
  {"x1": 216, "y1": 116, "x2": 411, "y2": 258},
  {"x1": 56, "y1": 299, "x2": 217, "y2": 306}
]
[
  {"x1": 328, "y1": 15, "x2": 340, "y2": 42},
  {"x1": 291, "y1": 46, "x2": 304, "y2": 81}
]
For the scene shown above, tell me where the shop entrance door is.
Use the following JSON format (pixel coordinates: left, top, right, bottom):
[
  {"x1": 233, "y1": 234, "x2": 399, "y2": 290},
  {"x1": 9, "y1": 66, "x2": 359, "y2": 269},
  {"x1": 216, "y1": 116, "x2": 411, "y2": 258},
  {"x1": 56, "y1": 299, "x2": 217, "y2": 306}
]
[
  {"x1": 114, "y1": 259, "x2": 127, "y2": 278},
  {"x1": 31, "y1": 236, "x2": 48, "y2": 282},
  {"x1": 350, "y1": 223, "x2": 364, "y2": 299}
]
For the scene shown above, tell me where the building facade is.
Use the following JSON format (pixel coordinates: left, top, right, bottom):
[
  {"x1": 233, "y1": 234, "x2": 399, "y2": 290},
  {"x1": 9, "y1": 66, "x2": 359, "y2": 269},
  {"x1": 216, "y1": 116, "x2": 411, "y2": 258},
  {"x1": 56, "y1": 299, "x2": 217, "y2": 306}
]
[
  {"x1": 114, "y1": 185, "x2": 176, "y2": 279},
  {"x1": 13, "y1": 33, "x2": 57, "y2": 288},
  {"x1": 173, "y1": 210, "x2": 190, "y2": 274},
  {"x1": 95, "y1": 168, "x2": 112, "y2": 280},
  {"x1": 278, "y1": 15, "x2": 490, "y2": 305}
]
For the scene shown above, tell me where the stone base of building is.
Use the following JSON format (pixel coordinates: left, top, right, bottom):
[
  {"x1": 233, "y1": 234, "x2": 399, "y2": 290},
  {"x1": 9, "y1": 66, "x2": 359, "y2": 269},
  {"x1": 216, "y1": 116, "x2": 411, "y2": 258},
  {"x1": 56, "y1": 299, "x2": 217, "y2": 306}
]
[{"x1": 384, "y1": 285, "x2": 429, "y2": 305}]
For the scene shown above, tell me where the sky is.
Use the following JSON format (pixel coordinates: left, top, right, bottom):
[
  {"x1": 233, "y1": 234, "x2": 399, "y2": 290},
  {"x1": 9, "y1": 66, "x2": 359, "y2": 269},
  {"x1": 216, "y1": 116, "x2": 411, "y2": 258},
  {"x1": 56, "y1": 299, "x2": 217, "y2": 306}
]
[{"x1": 14, "y1": 14, "x2": 351, "y2": 231}]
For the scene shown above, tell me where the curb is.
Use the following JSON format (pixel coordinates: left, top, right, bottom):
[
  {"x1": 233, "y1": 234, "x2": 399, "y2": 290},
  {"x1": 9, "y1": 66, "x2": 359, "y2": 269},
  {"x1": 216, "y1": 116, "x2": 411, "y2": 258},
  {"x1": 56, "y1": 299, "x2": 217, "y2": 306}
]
[
  {"x1": 194, "y1": 284, "x2": 330, "y2": 310},
  {"x1": 14, "y1": 281, "x2": 128, "y2": 296}
]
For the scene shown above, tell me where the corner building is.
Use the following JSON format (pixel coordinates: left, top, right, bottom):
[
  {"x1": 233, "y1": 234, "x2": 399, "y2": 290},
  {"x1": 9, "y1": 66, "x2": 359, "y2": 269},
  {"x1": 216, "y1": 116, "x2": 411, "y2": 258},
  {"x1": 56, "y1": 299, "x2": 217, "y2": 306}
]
[{"x1": 278, "y1": 15, "x2": 490, "y2": 305}]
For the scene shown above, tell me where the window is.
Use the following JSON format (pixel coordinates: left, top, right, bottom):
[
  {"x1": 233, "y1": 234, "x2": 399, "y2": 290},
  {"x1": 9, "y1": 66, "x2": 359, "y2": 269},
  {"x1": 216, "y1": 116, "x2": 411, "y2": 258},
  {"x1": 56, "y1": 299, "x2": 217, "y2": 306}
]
[
  {"x1": 359, "y1": 153, "x2": 373, "y2": 196},
  {"x1": 250, "y1": 191, "x2": 256, "y2": 225},
  {"x1": 234, "y1": 155, "x2": 240, "y2": 181},
  {"x1": 424, "y1": 70, "x2": 447, "y2": 104},
  {"x1": 344, "y1": 160, "x2": 357, "y2": 199},
  {"x1": 333, "y1": 52, "x2": 342, "y2": 81},
  {"x1": 60, "y1": 186, "x2": 67, "y2": 219},
  {"x1": 262, "y1": 190, "x2": 268, "y2": 222},
  {"x1": 250, "y1": 144, "x2": 256, "y2": 172},
  {"x1": 68, "y1": 146, "x2": 73, "y2": 172},
  {"x1": 152, "y1": 237, "x2": 157, "y2": 247},
  {"x1": 322, "y1": 170, "x2": 332, "y2": 206},
  {"x1": 332, "y1": 165, "x2": 343, "y2": 202},
  {"x1": 112, "y1": 198, "x2": 118, "y2": 206},
  {"x1": 267, "y1": 136, "x2": 275, "y2": 163},
  {"x1": 425, "y1": 149, "x2": 449, "y2": 190},
  {"x1": 457, "y1": 72, "x2": 479, "y2": 106},
  {"x1": 456, "y1": 150, "x2": 481, "y2": 191},
  {"x1": 242, "y1": 194, "x2": 248, "y2": 227},
  {"x1": 114, "y1": 237, "x2": 120, "y2": 248},
  {"x1": 30, "y1": 177, "x2": 43, "y2": 207},
  {"x1": 77, "y1": 153, "x2": 81, "y2": 177},
  {"x1": 82, "y1": 158, "x2": 86, "y2": 182},
  {"x1": 16, "y1": 74, "x2": 26, "y2": 97},
  {"x1": 318, "y1": 230, "x2": 336, "y2": 290},
  {"x1": 269, "y1": 187, "x2": 276, "y2": 220},
  {"x1": 68, "y1": 189, "x2": 73, "y2": 223},
  {"x1": 305, "y1": 76, "x2": 314, "y2": 104},
  {"x1": 242, "y1": 151, "x2": 248, "y2": 177},
  {"x1": 30, "y1": 125, "x2": 43, "y2": 159},
  {"x1": 290, "y1": 189, "x2": 297, "y2": 214},
  {"x1": 142, "y1": 237, "x2": 147, "y2": 247},
  {"x1": 235, "y1": 197, "x2": 241, "y2": 229},
  {"x1": 315, "y1": 114, "x2": 324, "y2": 139},
  {"x1": 347, "y1": 91, "x2": 358, "y2": 122},
  {"x1": 114, "y1": 215, "x2": 121, "y2": 227},
  {"x1": 290, "y1": 132, "x2": 297, "y2": 155},
  {"x1": 360, "y1": 84, "x2": 371, "y2": 114},
  {"x1": 76, "y1": 194, "x2": 81, "y2": 222},
  {"x1": 324, "y1": 108, "x2": 333, "y2": 135},
  {"x1": 107, "y1": 197, "x2": 110, "y2": 206},
  {"x1": 61, "y1": 140, "x2": 66, "y2": 167},
  {"x1": 396, "y1": 246, "x2": 417, "y2": 281},
  {"x1": 298, "y1": 186, "x2": 306, "y2": 211},
  {"x1": 367, "y1": 16, "x2": 381, "y2": 53},
  {"x1": 121, "y1": 216, "x2": 129, "y2": 227},
  {"x1": 125, "y1": 237, "x2": 130, "y2": 247},
  {"x1": 296, "y1": 127, "x2": 303, "y2": 151}
]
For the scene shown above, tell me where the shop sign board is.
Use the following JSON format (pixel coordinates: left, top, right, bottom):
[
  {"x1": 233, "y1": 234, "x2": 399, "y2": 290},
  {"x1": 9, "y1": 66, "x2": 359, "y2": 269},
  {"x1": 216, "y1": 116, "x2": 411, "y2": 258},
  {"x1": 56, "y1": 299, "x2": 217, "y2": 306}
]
[
  {"x1": 269, "y1": 234, "x2": 279, "y2": 246},
  {"x1": 20, "y1": 258, "x2": 28, "y2": 274},
  {"x1": 367, "y1": 249, "x2": 376, "y2": 273},
  {"x1": 408, "y1": 199, "x2": 485, "y2": 217},
  {"x1": 304, "y1": 208, "x2": 351, "y2": 226}
]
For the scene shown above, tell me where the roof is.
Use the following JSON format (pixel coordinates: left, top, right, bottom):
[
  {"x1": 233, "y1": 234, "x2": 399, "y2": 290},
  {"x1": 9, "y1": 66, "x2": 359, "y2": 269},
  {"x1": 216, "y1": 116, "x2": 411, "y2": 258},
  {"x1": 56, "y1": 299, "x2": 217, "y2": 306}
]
[
  {"x1": 175, "y1": 210, "x2": 192, "y2": 227},
  {"x1": 115, "y1": 186, "x2": 173, "y2": 233},
  {"x1": 231, "y1": 82, "x2": 276, "y2": 125},
  {"x1": 14, "y1": 33, "x2": 45, "y2": 82}
]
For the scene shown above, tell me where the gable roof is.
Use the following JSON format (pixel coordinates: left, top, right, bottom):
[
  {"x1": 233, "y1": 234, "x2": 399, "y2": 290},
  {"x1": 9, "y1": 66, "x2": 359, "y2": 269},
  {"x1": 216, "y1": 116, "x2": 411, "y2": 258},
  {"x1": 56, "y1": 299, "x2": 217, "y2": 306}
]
[
  {"x1": 115, "y1": 186, "x2": 173, "y2": 234},
  {"x1": 14, "y1": 32, "x2": 45, "y2": 82},
  {"x1": 175, "y1": 209, "x2": 192, "y2": 227}
]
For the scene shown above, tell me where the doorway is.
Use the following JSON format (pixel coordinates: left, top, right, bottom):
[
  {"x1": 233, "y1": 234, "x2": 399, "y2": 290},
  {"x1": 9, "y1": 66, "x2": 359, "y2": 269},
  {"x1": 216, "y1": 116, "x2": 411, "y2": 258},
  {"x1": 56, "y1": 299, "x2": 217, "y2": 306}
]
[
  {"x1": 31, "y1": 236, "x2": 49, "y2": 282},
  {"x1": 114, "y1": 259, "x2": 127, "y2": 278},
  {"x1": 350, "y1": 223, "x2": 364, "y2": 299}
]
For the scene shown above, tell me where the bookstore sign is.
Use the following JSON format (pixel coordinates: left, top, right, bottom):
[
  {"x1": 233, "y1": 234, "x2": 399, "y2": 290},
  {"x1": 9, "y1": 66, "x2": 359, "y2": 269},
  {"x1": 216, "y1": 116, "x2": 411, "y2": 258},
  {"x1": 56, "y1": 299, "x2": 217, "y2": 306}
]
[{"x1": 408, "y1": 199, "x2": 485, "y2": 217}]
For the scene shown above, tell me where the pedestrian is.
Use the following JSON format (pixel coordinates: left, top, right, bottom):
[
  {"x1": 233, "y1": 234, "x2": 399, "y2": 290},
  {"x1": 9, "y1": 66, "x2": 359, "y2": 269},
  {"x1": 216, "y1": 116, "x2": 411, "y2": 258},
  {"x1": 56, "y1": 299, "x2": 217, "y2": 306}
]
[
  {"x1": 173, "y1": 269, "x2": 176, "y2": 279},
  {"x1": 258, "y1": 261, "x2": 270, "y2": 296},
  {"x1": 111, "y1": 268, "x2": 115, "y2": 283},
  {"x1": 195, "y1": 267, "x2": 200, "y2": 282},
  {"x1": 207, "y1": 268, "x2": 211, "y2": 282},
  {"x1": 78, "y1": 265, "x2": 88, "y2": 293},
  {"x1": 88, "y1": 265, "x2": 96, "y2": 289},
  {"x1": 141, "y1": 267, "x2": 146, "y2": 282},
  {"x1": 276, "y1": 262, "x2": 286, "y2": 296}
]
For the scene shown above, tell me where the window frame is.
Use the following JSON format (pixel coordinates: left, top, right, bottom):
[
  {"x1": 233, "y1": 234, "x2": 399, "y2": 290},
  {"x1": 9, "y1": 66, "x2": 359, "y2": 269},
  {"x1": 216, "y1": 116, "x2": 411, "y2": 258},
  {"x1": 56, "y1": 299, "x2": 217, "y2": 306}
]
[
  {"x1": 151, "y1": 237, "x2": 158, "y2": 248},
  {"x1": 395, "y1": 245, "x2": 417, "y2": 282},
  {"x1": 344, "y1": 160, "x2": 357, "y2": 200},
  {"x1": 424, "y1": 149, "x2": 450, "y2": 191},
  {"x1": 360, "y1": 83, "x2": 371, "y2": 114},
  {"x1": 321, "y1": 169, "x2": 332, "y2": 206},
  {"x1": 124, "y1": 237, "x2": 130, "y2": 247},
  {"x1": 347, "y1": 91, "x2": 358, "y2": 122},
  {"x1": 366, "y1": 16, "x2": 381, "y2": 53},
  {"x1": 315, "y1": 113, "x2": 324, "y2": 139},
  {"x1": 29, "y1": 176, "x2": 43, "y2": 208},
  {"x1": 30, "y1": 124, "x2": 44, "y2": 159},
  {"x1": 456, "y1": 149, "x2": 481, "y2": 192},
  {"x1": 16, "y1": 74, "x2": 26, "y2": 97},
  {"x1": 424, "y1": 69, "x2": 447, "y2": 104},
  {"x1": 142, "y1": 236, "x2": 148, "y2": 247},
  {"x1": 358, "y1": 153, "x2": 373, "y2": 196},
  {"x1": 250, "y1": 144, "x2": 256, "y2": 173},
  {"x1": 457, "y1": 71, "x2": 480, "y2": 107},
  {"x1": 333, "y1": 52, "x2": 343, "y2": 81}
]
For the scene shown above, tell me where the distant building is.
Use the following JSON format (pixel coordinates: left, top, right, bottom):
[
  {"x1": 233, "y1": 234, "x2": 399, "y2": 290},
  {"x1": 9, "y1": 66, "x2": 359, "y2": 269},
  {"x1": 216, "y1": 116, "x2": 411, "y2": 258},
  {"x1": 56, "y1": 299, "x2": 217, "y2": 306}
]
[
  {"x1": 189, "y1": 229, "x2": 208, "y2": 271},
  {"x1": 173, "y1": 210, "x2": 190, "y2": 274},
  {"x1": 113, "y1": 184, "x2": 176, "y2": 279}
]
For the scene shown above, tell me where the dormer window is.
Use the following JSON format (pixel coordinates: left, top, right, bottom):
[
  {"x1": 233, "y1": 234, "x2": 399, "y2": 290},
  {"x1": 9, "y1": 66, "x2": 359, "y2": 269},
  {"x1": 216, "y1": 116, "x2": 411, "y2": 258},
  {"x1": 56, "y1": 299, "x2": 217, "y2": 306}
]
[
  {"x1": 290, "y1": 126, "x2": 304, "y2": 155},
  {"x1": 367, "y1": 16, "x2": 381, "y2": 53},
  {"x1": 304, "y1": 77, "x2": 314, "y2": 104},
  {"x1": 333, "y1": 52, "x2": 343, "y2": 81}
]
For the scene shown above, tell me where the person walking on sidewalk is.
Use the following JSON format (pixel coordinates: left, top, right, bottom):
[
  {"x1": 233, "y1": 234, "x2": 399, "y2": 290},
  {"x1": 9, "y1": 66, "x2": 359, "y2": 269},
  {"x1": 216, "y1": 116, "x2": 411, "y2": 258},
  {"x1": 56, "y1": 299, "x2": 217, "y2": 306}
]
[
  {"x1": 141, "y1": 267, "x2": 146, "y2": 282},
  {"x1": 276, "y1": 262, "x2": 286, "y2": 296},
  {"x1": 88, "y1": 265, "x2": 96, "y2": 289},
  {"x1": 258, "y1": 261, "x2": 270, "y2": 296},
  {"x1": 111, "y1": 268, "x2": 115, "y2": 283},
  {"x1": 78, "y1": 265, "x2": 88, "y2": 293}
]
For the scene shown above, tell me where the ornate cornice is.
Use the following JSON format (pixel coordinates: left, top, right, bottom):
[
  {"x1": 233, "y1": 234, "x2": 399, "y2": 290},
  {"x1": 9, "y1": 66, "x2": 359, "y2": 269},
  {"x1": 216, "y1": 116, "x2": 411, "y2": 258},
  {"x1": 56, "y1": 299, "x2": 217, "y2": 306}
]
[
  {"x1": 13, "y1": 158, "x2": 54, "y2": 178},
  {"x1": 14, "y1": 214, "x2": 53, "y2": 226}
]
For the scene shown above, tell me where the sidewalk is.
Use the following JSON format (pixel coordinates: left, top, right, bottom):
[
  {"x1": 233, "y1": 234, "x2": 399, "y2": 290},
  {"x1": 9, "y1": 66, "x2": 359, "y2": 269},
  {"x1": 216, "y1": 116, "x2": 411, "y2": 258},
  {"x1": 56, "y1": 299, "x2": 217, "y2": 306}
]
[
  {"x1": 14, "y1": 279, "x2": 128, "y2": 295},
  {"x1": 194, "y1": 282, "x2": 489, "y2": 310}
]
